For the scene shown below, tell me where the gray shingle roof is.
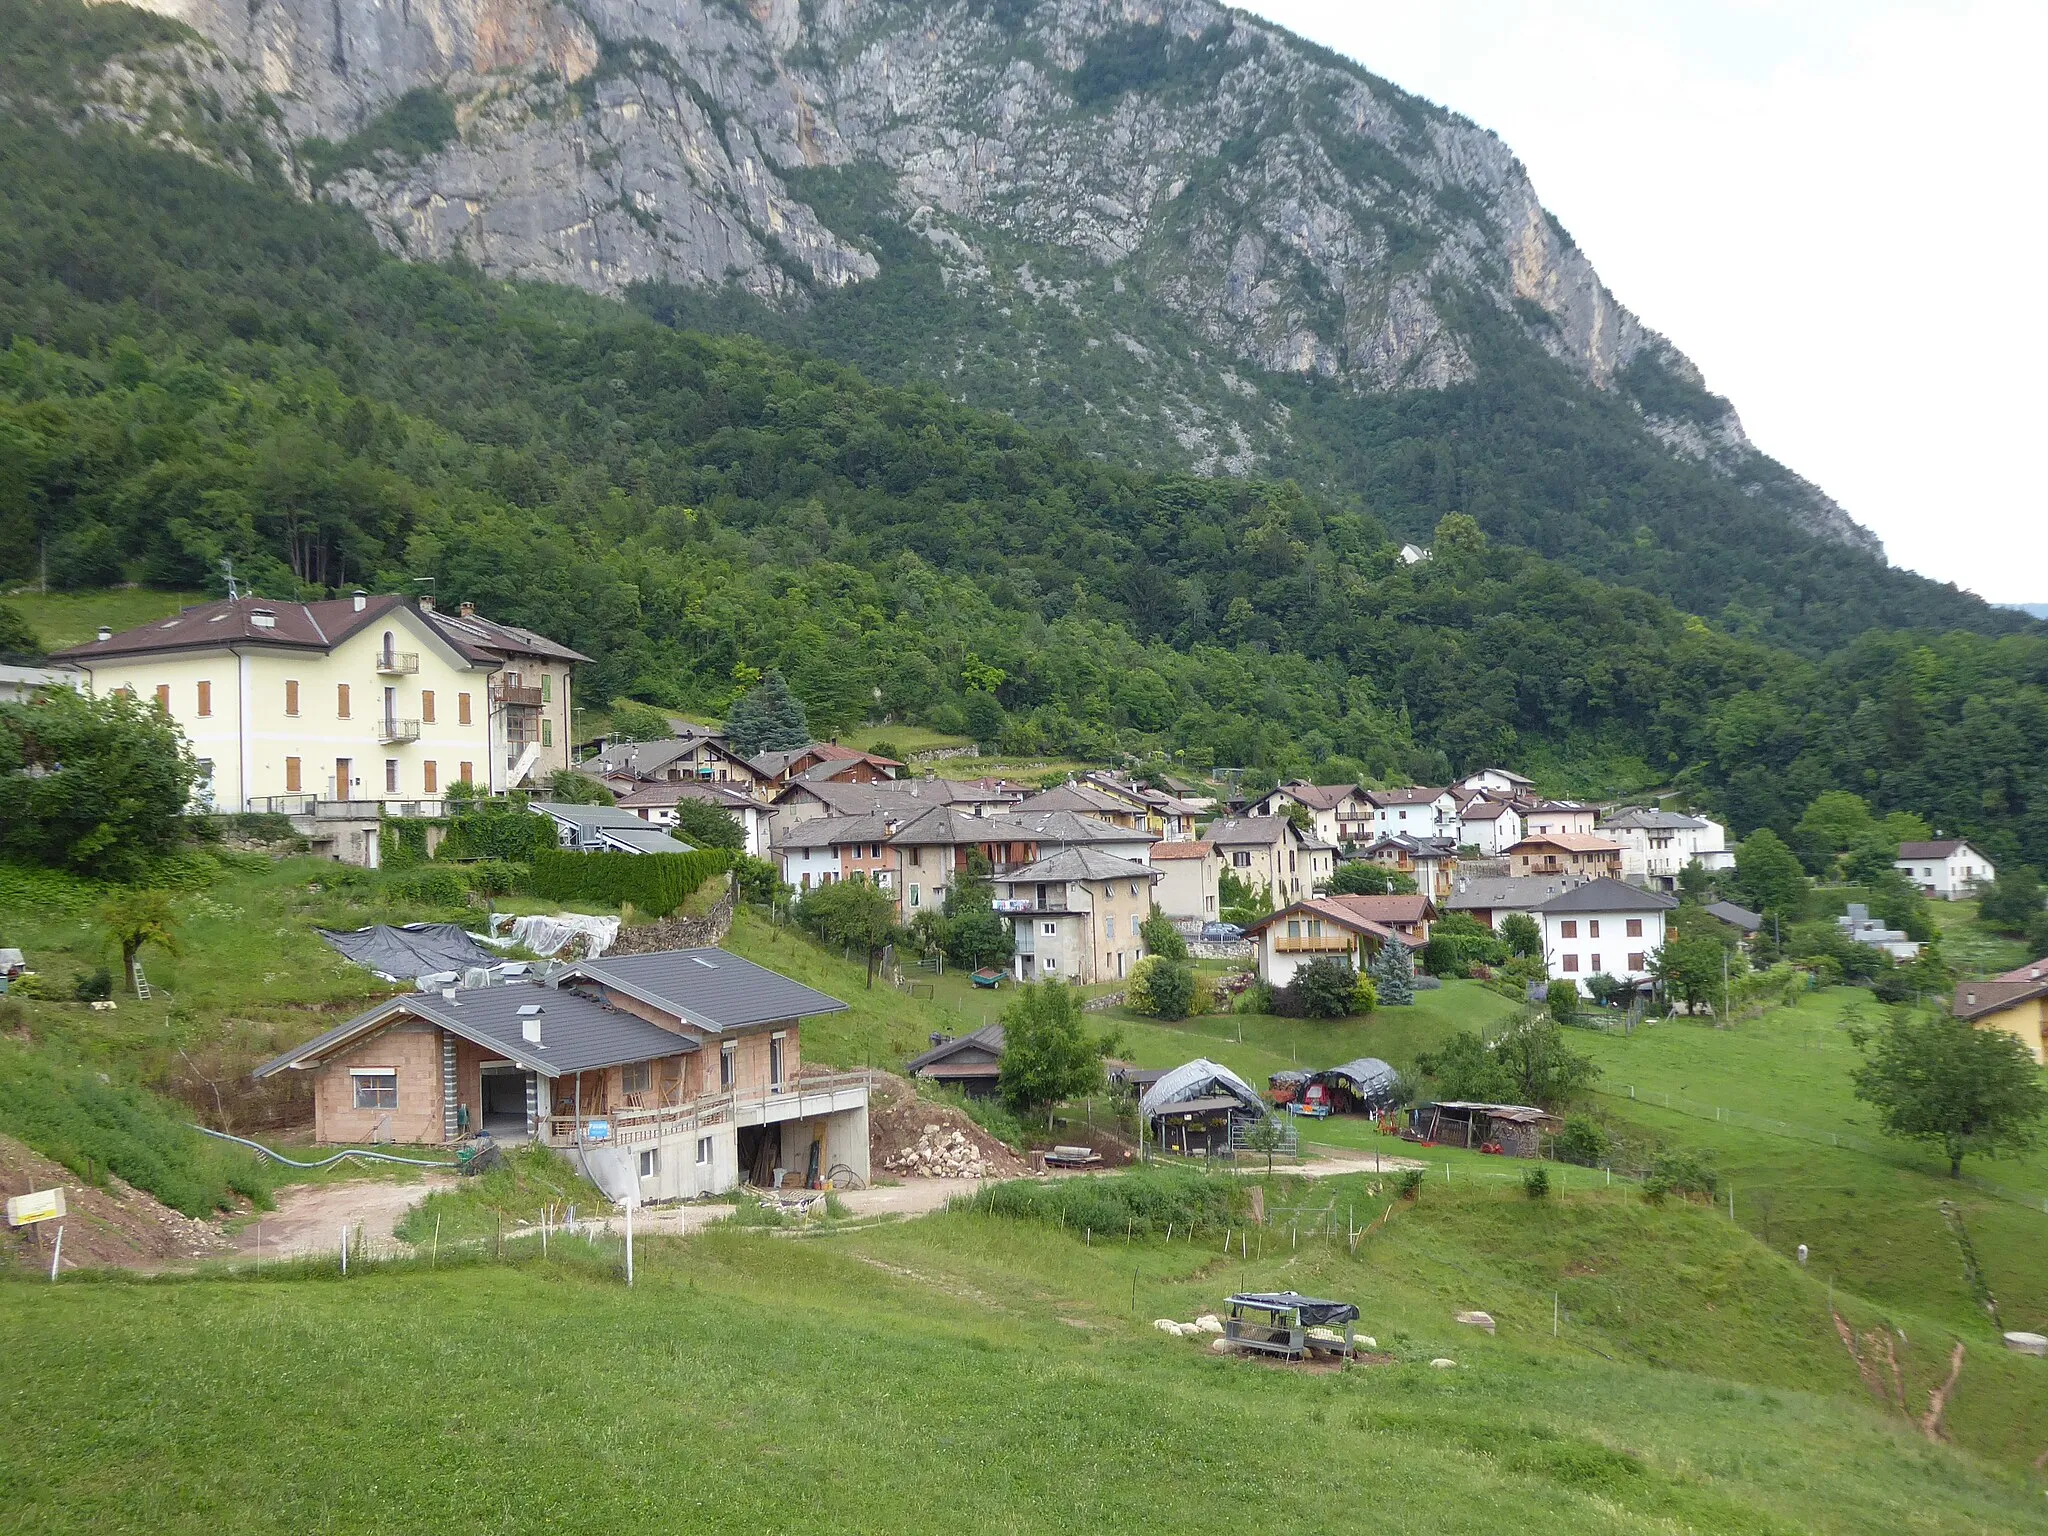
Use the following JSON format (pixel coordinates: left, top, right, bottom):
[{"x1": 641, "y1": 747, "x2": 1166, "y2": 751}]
[
  {"x1": 561, "y1": 948, "x2": 847, "y2": 1032},
  {"x1": 905, "y1": 1023, "x2": 1005, "y2": 1073},
  {"x1": 1203, "y1": 816, "x2": 1282, "y2": 846},
  {"x1": 1002, "y1": 809, "x2": 1157, "y2": 845},
  {"x1": 254, "y1": 982, "x2": 698, "y2": 1080},
  {"x1": 1003, "y1": 847, "x2": 1159, "y2": 884},
  {"x1": 1536, "y1": 878, "x2": 1679, "y2": 914},
  {"x1": 1015, "y1": 784, "x2": 1135, "y2": 816},
  {"x1": 1443, "y1": 875, "x2": 1591, "y2": 911},
  {"x1": 773, "y1": 811, "x2": 898, "y2": 850},
  {"x1": 1598, "y1": 808, "x2": 1706, "y2": 831}
]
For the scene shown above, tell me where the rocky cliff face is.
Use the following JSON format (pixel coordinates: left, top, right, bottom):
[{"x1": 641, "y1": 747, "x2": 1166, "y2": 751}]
[{"x1": 91, "y1": 0, "x2": 1878, "y2": 553}]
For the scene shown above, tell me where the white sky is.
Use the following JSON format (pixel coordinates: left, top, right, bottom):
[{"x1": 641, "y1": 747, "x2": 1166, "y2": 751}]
[{"x1": 1236, "y1": 1, "x2": 2048, "y2": 604}]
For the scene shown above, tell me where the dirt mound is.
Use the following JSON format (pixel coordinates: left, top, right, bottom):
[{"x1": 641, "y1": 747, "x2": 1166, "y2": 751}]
[
  {"x1": 866, "y1": 1073, "x2": 1029, "y2": 1179},
  {"x1": 0, "y1": 1133, "x2": 233, "y2": 1272}
]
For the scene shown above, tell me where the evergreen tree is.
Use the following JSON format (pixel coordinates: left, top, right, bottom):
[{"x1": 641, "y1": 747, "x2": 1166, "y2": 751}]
[
  {"x1": 725, "y1": 670, "x2": 811, "y2": 758},
  {"x1": 1369, "y1": 936, "x2": 1416, "y2": 1005}
]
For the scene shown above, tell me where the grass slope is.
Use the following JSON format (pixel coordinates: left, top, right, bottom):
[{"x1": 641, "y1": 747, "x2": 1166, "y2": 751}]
[{"x1": 2, "y1": 1176, "x2": 2043, "y2": 1531}]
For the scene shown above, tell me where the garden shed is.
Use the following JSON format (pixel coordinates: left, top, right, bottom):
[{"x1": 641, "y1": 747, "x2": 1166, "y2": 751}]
[
  {"x1": 1141, "y1": 1059, "x2": 1266, "y2": 1157},
  {"x1": 1406, "y1": 1101, "x2": 1557, "y2": 1158}
]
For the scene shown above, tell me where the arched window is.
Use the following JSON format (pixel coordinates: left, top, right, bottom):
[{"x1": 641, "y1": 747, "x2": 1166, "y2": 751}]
[{"x1": 381, "y1": 630, "x2": 395, "y2": 664}]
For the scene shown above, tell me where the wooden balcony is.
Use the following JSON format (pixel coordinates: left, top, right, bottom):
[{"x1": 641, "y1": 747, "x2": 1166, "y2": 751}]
[
  {"x1": 1273, "y1": 934, "x2": 1356, "y2": 954},
  {"x1": 492, "y1": 680, "x2": 544, "y2": 708},
  {"x1": 541, "y1": 1073, "x2": 871, "y2": 1147}
]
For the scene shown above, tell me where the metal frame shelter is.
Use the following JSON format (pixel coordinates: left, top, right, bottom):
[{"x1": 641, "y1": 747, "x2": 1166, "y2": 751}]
[{"x1": 1223, "y1": 1292, "x2": 1360, "y2": 1360}]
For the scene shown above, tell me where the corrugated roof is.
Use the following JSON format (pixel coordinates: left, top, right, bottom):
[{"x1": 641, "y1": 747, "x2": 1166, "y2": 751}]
[
  {"x1": 597, "y1": 825, "x2": 694, "y2": 855},
  {"x1": 1139, "y1": 1059, "x2": 1263, "y2": 1120},
  {"x1": 562, "y1": 948, "x2": 847, "y2": 1032}
]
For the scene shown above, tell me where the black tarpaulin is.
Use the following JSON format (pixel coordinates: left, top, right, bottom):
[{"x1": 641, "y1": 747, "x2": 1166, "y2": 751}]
[
  {"x1": 1228, "y1": 1292, "x2": 1360, "y2": 1326},
  {"x1": 318, "y1": 923, "x2": 497, "y2": 982}
]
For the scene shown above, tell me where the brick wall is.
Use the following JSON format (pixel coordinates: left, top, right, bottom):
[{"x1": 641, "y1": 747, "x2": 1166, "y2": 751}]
[{"x1": 314, "y1": 1021, "x2": 444, "y2": 1144}]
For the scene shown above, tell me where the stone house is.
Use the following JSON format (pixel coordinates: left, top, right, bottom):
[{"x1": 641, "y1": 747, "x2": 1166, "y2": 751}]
[{"x1": 996, "y1": 848, "x2": 1161, "y2": 984}]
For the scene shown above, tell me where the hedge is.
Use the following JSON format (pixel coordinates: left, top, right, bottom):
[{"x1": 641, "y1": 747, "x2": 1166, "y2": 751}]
[{"x1": 530, "y1": 848, "x2": 732, "y2": 917}]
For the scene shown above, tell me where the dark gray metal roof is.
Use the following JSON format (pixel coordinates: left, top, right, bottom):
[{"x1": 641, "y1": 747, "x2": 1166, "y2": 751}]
[
  {"x1": 254, "y1": 982, "x2": 697, "y2": 1080},
  {"x1": 906, "y1": 1024, "x2": 1004, "y2": 1073},
  {"x1": 1706, "y1": 900, "x2": 1764, "y2": 930},
  {"x1": 1536, "y1": 878, "x2": 1679, "y2": 914},
  {"x1": 561, "y1": 947, "x2": 847, "y2": 1033}
]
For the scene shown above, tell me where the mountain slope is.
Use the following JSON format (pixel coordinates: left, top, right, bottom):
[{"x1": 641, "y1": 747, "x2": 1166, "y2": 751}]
[{"x1": 55, "y1": 0, "x2": 2020, "y2": 654}]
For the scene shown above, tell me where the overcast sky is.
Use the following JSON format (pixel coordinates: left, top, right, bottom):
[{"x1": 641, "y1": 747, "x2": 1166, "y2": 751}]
[{"x1": 1237, "y1": 1, "x2": 2047, "y2": 605}]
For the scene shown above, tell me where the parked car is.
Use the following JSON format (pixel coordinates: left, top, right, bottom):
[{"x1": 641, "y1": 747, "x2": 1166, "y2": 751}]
[{"x1": 1200, "y1": 922, "x2": 1245, "y2": 942}]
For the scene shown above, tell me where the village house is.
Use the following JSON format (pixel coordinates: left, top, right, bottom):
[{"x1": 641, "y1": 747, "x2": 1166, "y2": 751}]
[
  {"x1": 579, "y1": 727, "x2": 767, "y2": 797},
  {"x1": 1535, "y1": 879, "x2": 1675, "y2": 984},
  {"x1": 1081, "y1": 774, "x2": 1207, "y2": 838},
  {"x1": 1952, "y1": 959, "x2": 2048, "y2": 1065},
  {"x1": 768, "y1": 776, "x2": 1013, "y2": 832},
  {"x1": 1596, "y1": 807, "x2": 1734, "y2": 889},
  {"x1": 1012, "y1": 782, "x2": 1149, "y2": 830},
  {"x1": 1442, "y1": 873, "x2": 1595, "y2": 929},
  {"x1": 1324, "y1": 893, "x2": 1435, "y2": 944},
  {"x1": 1148, "y1": 839, "x2": 1221, "y2": 925},
  {"x1": 996, "y1": 849, "x2": 1161, "y2": 983},
  {"x1": 1239, "y1": 897, "x2": 1407, "y2": 989},
  {"x1": 1518, "y1": 799, "x2": 1601, "y2": 838},
  {"x1": 253, "y1": 948, "x2": 867, "y2": 1198},
  {"x1": 1205, "y1": 816, "x2": 1335, "y2": 904},
  {"x1": 1250, "y1": 782, "x2": 1378, "y2": 849},
  {"x1": 1895, "y1": 839, "x2": 1997, "y2": 900},
  {"x1": 1353, "y1": 834, "x2": 1459, "y2": 901},
  {"x1": 1454, "y1": 795, "x2": 1523, "y2": 856},
  {"x1": 614, "y1": 781, "x2": 771, "y2": 858},
  {"x1": 52, "y1": 593, "x2": 586, "y2": 865},
  {"x1": 904, "y1": 1024, "x2": 1005, "y2": 1097},
  {"x1": 1506, "y1": 833, "x2": 1624, "y2": 881},
  {"x1": 528, "y1": 801, "x2": 694, "y2": 855},
  {"x1": 754, "y1": 744, "x2": 905, "y2": 791},
  {"x1": 0, "y1": 661, "x2": 81, "y2": 704},
  {"x1": 1366, "y1": 786, "x2": 1460, "y2": 839},
  {"x1": 1457, "y1": 768, "x2": 1537, "y2": 797}
]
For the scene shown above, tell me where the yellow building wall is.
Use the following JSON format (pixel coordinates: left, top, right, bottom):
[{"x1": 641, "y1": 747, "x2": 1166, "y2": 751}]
[
  {"x1": 1978, "y1": 999, "x2": 2048, "y2": 1066},
  {"x1": 76, "y1": 607, "x2": 576, "y2": 807}
]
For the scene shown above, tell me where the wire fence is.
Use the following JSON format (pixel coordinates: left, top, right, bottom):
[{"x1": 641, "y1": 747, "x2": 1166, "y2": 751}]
[{"x1": 1593, "y1": 1085, "x2": 2048, "y2": 1216}]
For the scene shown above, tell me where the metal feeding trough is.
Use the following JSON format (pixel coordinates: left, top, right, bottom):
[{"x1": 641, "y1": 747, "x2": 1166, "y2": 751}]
[{"x1": 1223, "y1": 1292, "x2": 1360, "y2": 1360}]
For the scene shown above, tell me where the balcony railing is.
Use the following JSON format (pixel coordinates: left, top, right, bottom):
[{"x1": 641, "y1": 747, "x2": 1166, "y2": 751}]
[
  {"x1": 377, "y1": 717, "x2": 421, "y2": 743},
  {"x1": 492, "y1": 680, "x2": 544, "y2": 708},
  {"x1": 375, "y1": 651, "x2": 420, "y2": 675},
  {"x1": 541, "y1": 1072, "x2": 871, "y2": 1147},
  {"x1": 1273, "y1": 934, "x2": 1356, "y2": 954}
]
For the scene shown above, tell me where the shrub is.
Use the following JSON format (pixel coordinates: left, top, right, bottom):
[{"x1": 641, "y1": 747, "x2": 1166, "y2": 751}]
[
  {"x1": 72, "y1": 966, "x2": 112, "y2": 1002},
  {"x1": 1140, "y1": 912, "x2": 1188, "y2": 961},
  {"x1": 1552, "y1": 1113, "x2": 1610, "y2": 1166},
  {"x1": 465, "y1": 860, "x2": 526, "y2": 900},
  {"x1": 382, "y1": 866, "x2": 470, "y2": 908},
  {"x1": 1273, "y1": 956, "x2": 1360, "y2": 1019},
  {"x1": 1422, "y1": 912, "x2": 1508, "y2": 978},
  {"x1": 1523, "y1": 1166, "x2": 1550, "y2": 1199},
  {"x1": 1547, "y1": 977, "x2": 1580, "y2": 1025},
  {"x1": 1350, "y1": 975, "x2": 1378, "y2": 1015},
  {"x1": 958, "y1": 1166, "x2": 1243, "y2": 1235},
  {"x1": 1234, "y1": 980, "x2": 1275, "y2": 1015},
  {"x1": 1644, "y1": 1148, "x2": 1719, "y2": 1202},
  {"x1": 1145, "y1": 960, "x2": 1197, "y2": 1021},
  {"x1": 530, "y1": 848, "x2": 732, "y2": 917},
  {"x1": 1396, "y1": 1167, "x2": 1425, "y2": 1200}
]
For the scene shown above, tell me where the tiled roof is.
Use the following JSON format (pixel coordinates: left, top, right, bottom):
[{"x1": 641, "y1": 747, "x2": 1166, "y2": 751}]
[
  {"x1": 905, "y1": 1024, "x2": 1005, "y2": 1074},
  {"x1": 1241, "y1": 897, "x2": 1402, "y2": 945},
  {"x1": 1323, "y1": 894, "x2": 1435, "y2": 925},
  {"x1": 1510, "y1": 833, "x2": 1624, "y2": 854},
  {"x1": 1897, "y1": 840, "x2": 1969, "y2": 860},
  {"x1": 1954, "y1": 974, "x2": 2048, "y2": 1022},
  {"x1": 1015, "y1": 784, "x2": 1138, "y2": 817},
  {"x1": 1535, "y1": 878, "x2": 1678, "y2": 914},
  {"x1": 1277, "y1": 782, "x2": 1362, "y2": 811},
  {"x1": 53, "y1": 594, "x2": 589, "y2": 665},
  {"x1": 1002, "y1": 847, "x2": 1159, "y2": 884},
  {"x1": 1366, "y1": 786, "x2": 1450, "y2": 807},
  {"x1": 1203, "y1": 816, "x2": 1282, "y2": 846},
  {"x1": 1003, "y1": 809, "x2": 1157, "y2": 845},
  {"x1": 561, "y1": 948, "x2": 847, "y2": 1032},
  {"x1": 614, "y1": 781, "x2": 758, "y2": 810},
  {"x1": 1148, "y1": 840, "x2": 1214, "y2": 860}
]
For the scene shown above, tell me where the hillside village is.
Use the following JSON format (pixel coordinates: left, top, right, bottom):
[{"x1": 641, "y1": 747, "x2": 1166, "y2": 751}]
[{"x1": 3, "y1": 1, "x2": 2048, "y2": 1526}]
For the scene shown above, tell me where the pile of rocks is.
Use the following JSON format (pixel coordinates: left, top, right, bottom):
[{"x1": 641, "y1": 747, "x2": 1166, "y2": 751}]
[{"x1": 882, "y1": 1124, "x2": 1000, "y2": 1179}]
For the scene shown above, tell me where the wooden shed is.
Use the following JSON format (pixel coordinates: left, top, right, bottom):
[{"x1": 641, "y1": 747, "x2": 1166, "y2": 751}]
[{"x1": 1406, "y1": 1101, "x2": 1557, "y2": 1158}]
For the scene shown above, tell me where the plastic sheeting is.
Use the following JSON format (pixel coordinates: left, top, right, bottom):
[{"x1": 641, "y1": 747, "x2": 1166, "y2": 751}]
[
  {"x1": 1319, "y1": 1057, "x2": 1400, "y2": 1106},
  {"x1": 490, "y1": 912, "x2": 620, "y2": 959},
  {"x1": 1138, "y1": 1058, "x2": 1264, "y2": 1121},
  {"x1": 317, "y1": 922, "x2": 498, "y2": 982}
]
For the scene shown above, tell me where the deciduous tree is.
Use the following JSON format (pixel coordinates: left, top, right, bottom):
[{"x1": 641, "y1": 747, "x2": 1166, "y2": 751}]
[
  {"x1": 1851, "y1": 1011, "x2": 2048, "y2": 1176},
  {"x1": 998, "y1": 981, "x2": 1104, "y2": 1114},
  {"x1": 0, "y1": 687, "x2": 197, "y2": 878}
]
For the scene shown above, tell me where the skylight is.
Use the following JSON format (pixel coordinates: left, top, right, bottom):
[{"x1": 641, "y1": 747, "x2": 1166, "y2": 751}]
[{"x1": 691, "y1": 957, "x2": 719, "y2": 969}]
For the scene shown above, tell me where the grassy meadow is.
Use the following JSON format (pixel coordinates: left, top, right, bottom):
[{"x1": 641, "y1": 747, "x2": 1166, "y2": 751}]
[{"x1": 4, "y1": 1168, "x2": 2047, "y2": 1532}]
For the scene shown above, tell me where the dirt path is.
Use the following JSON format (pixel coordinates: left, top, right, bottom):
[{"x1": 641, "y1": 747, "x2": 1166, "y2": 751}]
[{"x1": 235, "y1": 1175, "x2": 459, "y2": 1260}]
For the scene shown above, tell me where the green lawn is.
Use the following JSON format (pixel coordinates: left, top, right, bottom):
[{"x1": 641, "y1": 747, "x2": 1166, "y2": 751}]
[
  {"x1": 4, "y1": 586, "x2": 201, "y2": 649},
  {"x1": 3, "y1": 1169, "x2": 2044, "y2": 1530},
  {"x1": 1566, "y1": 988, "x2": 2048, "y2": 1346},
  {"x1": 1929, "y1": 898, "x2": 2033, "y2": 979}
]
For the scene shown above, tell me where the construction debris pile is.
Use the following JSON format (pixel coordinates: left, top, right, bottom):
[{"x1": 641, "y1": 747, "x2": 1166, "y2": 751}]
[{"x1": 881, "y1": 1124, "x2": 1004, "y2": 1179}]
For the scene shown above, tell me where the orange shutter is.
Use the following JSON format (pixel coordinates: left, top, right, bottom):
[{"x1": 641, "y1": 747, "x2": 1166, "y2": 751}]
[
  {"x1": 423, "y1": 761, "x2": 438, "y2": 793},
  {"x1": 195, "y1": 680, "x2": 211, "y2": 717},
  {"x1": 284, "y1": 679, "x2": 299, "y2": 716},
  {"x1": 337, "y1": 683, "x2": 351, "y2": 718},
  {"x1": 459, "y1": 761, "x2": 473, "y2": 784},
  {"x1": 421, "y1": 689, "x2": 435, "y2": 724},
  {"x1": 284, "y1": 757, "x2": 301, "y2": 792},
  {"x1": 154, "y1": 684, "x2": 170, "y2": 711},
  {"x1": 458, "y1": 692, "x2": 472, "y2": 725}
]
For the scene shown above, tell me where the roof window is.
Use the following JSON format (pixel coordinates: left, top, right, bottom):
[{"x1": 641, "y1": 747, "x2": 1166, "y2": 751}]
[{"x1": 251, "y1": 609, "x2": 276, "y2": 630}]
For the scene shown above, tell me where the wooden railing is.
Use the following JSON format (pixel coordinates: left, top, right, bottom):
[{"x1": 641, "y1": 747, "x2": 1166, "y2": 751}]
[
  {"x1": 542, "y1": 1072, "x2": 871, "y2": 1146},
  {"x1": 1273, "y1": 934, "x2": 1355, "y2": 954}
]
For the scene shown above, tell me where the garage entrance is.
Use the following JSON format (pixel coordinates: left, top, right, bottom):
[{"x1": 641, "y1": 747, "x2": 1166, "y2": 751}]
[{"x1": 480, "y1": 1068, "x2": 532, "y2": 1138}]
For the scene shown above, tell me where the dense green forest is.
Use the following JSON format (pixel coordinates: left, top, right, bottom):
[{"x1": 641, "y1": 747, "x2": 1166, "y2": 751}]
[{"x1": 3, "y1": 1, "x2": 2048, "y2": 867}]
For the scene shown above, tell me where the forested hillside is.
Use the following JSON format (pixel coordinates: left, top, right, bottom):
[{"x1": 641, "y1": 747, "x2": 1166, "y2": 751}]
[{"x1": 3, "y1": 3, "x2": 2048, "y2": 866}]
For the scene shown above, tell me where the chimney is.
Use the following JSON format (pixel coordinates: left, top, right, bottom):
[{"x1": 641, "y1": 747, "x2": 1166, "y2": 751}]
[
  {"x1": 96, "y1": 625, "x2": 112, "y2": 642},
  {"x1": 459, "y1": 601, "x2": 475, "y2": 619},
  {"x1": 418, "y1": 595, "x2": 435, "y2": 613},
  {"x1": 352, "y1": 589, "x2": 368, "y2": 613}
]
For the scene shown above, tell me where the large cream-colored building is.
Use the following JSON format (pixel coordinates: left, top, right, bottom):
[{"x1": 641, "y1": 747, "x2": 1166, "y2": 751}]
[{"x1": 53, "y1": 593, "x2": 587, "y2": 813}]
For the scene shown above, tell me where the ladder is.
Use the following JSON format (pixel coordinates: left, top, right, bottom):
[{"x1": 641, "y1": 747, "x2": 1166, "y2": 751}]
[{"x1": 133, "y1": 962, "x2": 152, "y2": 1000}]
